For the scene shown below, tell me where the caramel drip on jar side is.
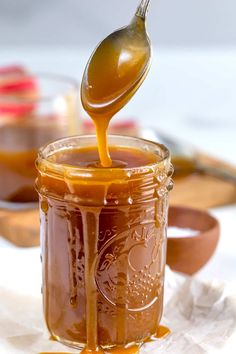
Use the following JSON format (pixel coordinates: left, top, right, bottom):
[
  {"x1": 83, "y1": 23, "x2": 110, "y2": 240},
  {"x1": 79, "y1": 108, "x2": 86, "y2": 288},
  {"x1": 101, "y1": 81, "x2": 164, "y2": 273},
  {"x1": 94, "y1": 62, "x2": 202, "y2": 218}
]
[
  {"x1": 116, "y1": 269, "x2": 127, "y2": 344},
  {"x1": 67, "y1": 209, "x2": 79, "y2": 308},
  {"x1": 115, "y1": 207, "x2": 130, "y2": 345},
  {"x1": 41, "y1": 199, "x2": 50, "y2": 330},
  {"x1": 81, "y1": 208, "x2": 101, "y2": 351}
]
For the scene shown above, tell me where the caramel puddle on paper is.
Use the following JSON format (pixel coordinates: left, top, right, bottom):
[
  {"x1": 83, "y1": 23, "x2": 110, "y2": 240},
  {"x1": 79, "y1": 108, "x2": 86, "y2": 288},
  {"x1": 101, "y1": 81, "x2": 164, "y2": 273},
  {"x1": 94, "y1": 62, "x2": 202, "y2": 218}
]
[
  {"x1": 39, "y1": 325, "x2": 170, "y2": 354},
  {"x1": 144, "y1": 325, "x2": 171, "y2": 342},
  {"x1": 39, "y1": 346, "x2": 139, "y2": 354}
]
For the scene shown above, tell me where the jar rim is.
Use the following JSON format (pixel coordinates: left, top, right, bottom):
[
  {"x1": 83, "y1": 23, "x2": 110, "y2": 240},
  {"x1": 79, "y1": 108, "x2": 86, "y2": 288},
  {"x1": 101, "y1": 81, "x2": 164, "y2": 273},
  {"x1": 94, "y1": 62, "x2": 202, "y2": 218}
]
[{"x1": 37, "y1": 134, "x2": 170, "y2": 177}]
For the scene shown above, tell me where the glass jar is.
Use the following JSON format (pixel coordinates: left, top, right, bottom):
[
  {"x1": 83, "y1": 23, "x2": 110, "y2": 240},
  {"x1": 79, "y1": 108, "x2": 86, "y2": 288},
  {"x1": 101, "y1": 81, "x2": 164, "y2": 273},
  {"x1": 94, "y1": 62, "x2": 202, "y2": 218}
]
[
  {"x1": 36, "y1": 135, "x2": 173, "y2": 349},
  {"x1": 0, "y1": 73, "x2": 79, "y2": 206}
]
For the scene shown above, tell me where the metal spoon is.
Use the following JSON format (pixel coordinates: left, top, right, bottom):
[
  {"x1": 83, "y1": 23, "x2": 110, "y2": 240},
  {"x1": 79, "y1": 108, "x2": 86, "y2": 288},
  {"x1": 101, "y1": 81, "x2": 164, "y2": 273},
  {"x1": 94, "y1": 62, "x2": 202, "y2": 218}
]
[
  {"x1": 141, "y1": 127, "x2": 236, "y2": 184},
  {"x1": 81, "y1": 0, "x2": 152, "y2": 117}
]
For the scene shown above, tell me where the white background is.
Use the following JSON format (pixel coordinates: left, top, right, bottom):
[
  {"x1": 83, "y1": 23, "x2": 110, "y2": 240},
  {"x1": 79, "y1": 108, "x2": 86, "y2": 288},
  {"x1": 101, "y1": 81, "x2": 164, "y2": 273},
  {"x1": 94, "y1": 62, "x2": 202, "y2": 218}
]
[{"x1": 0, "y1": 0, "x2": 235, "y2": 47}]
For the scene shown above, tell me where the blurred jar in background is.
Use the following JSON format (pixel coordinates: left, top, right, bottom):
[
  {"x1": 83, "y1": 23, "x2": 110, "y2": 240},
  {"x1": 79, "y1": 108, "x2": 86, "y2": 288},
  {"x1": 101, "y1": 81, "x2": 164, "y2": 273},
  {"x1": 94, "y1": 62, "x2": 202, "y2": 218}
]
[{"x1": 0, "y1": 66, "x2": 79, "y2": 205}]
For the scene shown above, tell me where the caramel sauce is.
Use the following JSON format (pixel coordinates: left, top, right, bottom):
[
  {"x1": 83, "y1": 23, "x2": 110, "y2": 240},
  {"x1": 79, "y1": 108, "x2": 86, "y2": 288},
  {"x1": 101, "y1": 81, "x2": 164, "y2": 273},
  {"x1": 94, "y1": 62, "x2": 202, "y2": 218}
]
[
  {"x1": 50, "y1": 145, "x2": 158, "y2": 169},
  {"x1": 81, "y1": 16, "x2": 150, "y2": 167},
  {"x1": 144, "y1": 325, "x2": 171, "y2": 342},
  {"x1": 154, "y1": 325, "x2": 171, "y2": 339},
  {"x1": 38, "y1": 326, "x2": 170, "y2": 354},
  {"x1": 39, "y1": 345, "x2": 139, "y2": 354},
  {"x1": 106, "y1": 345, "x2": 140, "y2": 354}
]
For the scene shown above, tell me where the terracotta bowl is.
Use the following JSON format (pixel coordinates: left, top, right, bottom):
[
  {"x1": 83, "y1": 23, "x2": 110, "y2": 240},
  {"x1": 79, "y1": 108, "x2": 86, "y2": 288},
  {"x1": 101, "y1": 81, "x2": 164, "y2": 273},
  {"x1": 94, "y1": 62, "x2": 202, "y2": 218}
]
[{"x1": 167, "y1": 206, "x2": 220, "y2": 275}]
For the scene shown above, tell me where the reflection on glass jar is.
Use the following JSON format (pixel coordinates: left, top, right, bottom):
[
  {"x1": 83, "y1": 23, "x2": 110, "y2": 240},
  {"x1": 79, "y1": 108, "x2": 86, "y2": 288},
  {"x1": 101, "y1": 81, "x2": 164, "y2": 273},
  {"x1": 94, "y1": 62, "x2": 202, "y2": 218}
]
[
  {"x1": 0, "y1": 71, "x2": 79, "y2": 204},
  {"x1": 36, "y1": 135, "x2": 173, "y2": 349}
]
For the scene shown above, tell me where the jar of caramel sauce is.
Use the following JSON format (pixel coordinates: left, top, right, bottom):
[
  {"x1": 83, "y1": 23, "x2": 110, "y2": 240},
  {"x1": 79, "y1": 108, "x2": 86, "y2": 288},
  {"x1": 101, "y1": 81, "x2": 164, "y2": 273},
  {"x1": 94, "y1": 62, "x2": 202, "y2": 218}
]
[{"x1": 36, "y1": 135, "x2": 173, "y2": 349}]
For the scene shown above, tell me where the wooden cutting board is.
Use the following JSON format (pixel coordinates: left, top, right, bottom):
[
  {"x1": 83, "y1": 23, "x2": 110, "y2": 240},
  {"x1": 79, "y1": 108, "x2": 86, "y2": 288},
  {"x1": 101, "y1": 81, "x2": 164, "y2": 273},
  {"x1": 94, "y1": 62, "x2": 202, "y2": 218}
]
[
  {"x1": 0, "y1": 153, "x2": 235, "y2": 247},
  {"x1": 170, "y1": 153, "x2": 236, "y2": 209}
]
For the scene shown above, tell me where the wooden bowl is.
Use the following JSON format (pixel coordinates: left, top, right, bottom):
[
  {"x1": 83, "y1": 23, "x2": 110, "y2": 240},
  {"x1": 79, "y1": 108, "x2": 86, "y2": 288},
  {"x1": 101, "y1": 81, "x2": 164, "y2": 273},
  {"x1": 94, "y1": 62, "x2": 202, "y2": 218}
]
[{"x1": 167, "y1": 206, "x2": 220, "y2": 275}]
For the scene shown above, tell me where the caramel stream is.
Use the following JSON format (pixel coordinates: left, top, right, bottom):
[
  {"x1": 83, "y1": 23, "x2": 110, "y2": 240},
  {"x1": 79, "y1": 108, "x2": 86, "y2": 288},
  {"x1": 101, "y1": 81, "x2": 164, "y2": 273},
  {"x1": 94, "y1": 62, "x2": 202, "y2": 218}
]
[
  {"x1": 82, "y1": 25, "x2": 151, "y2": 348},
  {"x1": 80, "y1": 14, "x2": 154, "y2": 348},
  {"x1": 80, "y1": 16, "x2": 151, "y2": 348},
  {"x1": 71, "y1": 15, "x2": 162, "y2": 354}
]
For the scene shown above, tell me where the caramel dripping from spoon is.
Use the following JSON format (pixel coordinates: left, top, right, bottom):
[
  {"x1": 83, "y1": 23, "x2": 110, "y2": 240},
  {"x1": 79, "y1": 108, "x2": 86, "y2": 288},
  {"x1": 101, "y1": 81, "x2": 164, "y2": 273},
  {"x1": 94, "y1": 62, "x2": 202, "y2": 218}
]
[{"x1": 81, "y1": 0, "x2": 152, "y2": 167}]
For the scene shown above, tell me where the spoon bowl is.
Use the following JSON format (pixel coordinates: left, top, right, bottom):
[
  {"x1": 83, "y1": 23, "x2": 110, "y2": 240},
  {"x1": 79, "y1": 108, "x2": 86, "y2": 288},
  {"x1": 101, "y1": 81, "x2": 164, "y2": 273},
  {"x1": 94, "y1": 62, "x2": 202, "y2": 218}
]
[{"x1": 81, "y1": 2, "x2": 152, "y2": 118}]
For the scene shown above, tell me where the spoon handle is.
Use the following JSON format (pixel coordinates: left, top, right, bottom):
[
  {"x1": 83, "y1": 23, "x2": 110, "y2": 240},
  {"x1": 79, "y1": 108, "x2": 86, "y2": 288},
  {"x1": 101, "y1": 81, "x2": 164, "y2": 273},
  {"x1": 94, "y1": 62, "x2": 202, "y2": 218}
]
[
  {"x1": 197, "y1": 163, "x2": 236, "y2": 184},
  {"x1": 136, "y1": 0, "x2": 151, "y2": 19}
]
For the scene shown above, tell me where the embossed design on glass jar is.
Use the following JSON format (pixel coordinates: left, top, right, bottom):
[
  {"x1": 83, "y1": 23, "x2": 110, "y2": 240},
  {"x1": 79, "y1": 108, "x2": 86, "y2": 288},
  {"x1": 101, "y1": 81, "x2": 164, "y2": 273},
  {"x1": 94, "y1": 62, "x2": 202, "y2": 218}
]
[{"x1": 95, "y1": 221, "x2": 164, "y2": 312}]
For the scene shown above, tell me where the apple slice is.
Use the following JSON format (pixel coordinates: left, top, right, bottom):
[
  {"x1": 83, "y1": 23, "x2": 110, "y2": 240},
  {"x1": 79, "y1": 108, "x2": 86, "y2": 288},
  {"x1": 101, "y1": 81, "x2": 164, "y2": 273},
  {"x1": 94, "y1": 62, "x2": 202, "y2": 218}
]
[
  {"x1": 0, "y1": 65, "x2": 25, "y2": 75},
  {"x1": 0, "y1": 76, "x2": 38, "y2": 94},
  {"x1": 0, "y1": 65, "x2": 38, "y2": 118}
]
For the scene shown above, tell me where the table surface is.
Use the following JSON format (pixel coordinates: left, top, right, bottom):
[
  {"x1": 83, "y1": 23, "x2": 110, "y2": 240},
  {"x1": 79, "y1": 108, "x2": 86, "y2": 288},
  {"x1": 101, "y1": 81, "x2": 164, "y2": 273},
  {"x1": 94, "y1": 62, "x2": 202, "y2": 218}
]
[{"x1": 0, "y1": 46, "x2": 236, "y2": 288}]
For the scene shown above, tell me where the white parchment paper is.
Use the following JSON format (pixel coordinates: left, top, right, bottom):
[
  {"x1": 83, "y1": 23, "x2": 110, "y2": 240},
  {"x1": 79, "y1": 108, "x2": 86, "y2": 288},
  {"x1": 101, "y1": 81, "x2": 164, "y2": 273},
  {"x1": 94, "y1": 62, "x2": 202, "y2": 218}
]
[{"x1": 0, "y1": 267, "x2": 236, "y2": 354}]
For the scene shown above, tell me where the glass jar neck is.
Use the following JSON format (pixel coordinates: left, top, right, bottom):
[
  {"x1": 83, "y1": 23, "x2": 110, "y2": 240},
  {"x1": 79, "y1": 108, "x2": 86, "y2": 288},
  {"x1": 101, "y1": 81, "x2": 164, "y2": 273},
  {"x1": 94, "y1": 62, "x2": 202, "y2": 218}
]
[{"x1": 36, "y1": 135, "x2": 173, "y2": 206}]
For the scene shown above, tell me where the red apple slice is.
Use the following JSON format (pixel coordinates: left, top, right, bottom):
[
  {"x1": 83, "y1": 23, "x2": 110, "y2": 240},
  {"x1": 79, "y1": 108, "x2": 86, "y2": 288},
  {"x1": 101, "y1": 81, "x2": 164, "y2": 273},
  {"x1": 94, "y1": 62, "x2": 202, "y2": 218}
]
[
  {"x1": 0, "y1": 76, "x2": 38, "y2": 94},
  {"x1": 0, "y1": 65, "x2": 38, "y2": 118},
  {"x1": 0, "y1": 65, "x2": 25, "y2": 75},
  {"x1": 0, "y1": 102, "x2": 35, "y2": 116}
]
